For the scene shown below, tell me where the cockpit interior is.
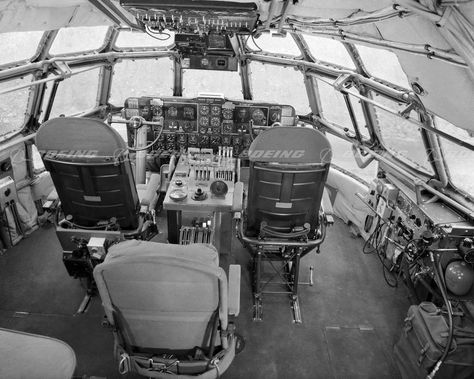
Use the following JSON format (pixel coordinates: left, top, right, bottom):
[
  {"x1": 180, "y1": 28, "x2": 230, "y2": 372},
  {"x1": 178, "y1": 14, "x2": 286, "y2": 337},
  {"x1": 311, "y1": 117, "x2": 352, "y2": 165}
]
[{"x1": 0, "y1": 1, "x2": 474, "y2": 378}]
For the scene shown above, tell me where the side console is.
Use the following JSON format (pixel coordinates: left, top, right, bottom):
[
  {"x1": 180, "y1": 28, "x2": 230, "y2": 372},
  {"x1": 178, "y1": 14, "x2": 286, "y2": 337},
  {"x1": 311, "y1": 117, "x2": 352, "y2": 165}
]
[{"x1": 362, "y1": 175, "x2": 474, "y2": 302}]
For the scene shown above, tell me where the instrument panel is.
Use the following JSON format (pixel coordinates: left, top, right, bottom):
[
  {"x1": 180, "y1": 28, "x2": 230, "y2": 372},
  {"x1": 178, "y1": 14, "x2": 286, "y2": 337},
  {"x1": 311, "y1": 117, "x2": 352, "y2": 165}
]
[{"x1": 123, "y1": 96, "x2": 296, "y2": 156}]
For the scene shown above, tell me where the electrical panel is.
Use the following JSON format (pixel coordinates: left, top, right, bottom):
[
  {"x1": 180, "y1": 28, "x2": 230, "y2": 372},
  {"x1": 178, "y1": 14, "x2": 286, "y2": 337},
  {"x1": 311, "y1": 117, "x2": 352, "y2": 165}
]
[
  {"x1": 120, "y1": 0, "x2": 258, "y2": 34},
  {"x1": 0, "y1": 176, "x2": 18, "y2": 212}
]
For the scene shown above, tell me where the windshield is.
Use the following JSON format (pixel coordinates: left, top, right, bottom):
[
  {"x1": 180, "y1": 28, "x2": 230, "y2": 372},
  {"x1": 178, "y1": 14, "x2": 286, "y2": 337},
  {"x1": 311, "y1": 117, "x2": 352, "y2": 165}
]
[
  {"x1": 115, "y1": 28, "x2": 175, "y2": 49},
  {"x1": 435, "y1": 116, "x2": 474, "y2": 198}
]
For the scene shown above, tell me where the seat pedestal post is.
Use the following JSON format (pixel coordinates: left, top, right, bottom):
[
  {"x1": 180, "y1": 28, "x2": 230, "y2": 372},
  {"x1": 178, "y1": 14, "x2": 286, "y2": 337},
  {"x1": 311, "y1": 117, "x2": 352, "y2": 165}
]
[
  {"x1": 290, "y1": 248, "x2": 303, "y2": 323},
  {"x1": 253, "y1": 248, "x2": 263, "y2": 321},
  {"x1": 291, "y1": 296, "x2": 302, "y2": 324},
  {"x1": 76, "y1": 293, "x2": 92, "y2": 314}
]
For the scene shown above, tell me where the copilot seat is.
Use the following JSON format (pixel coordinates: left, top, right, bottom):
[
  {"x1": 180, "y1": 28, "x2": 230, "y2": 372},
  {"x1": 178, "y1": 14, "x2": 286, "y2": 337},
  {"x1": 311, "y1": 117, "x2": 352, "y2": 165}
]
[
  {"x1": 236, "y1": 126, "x2": 333, "y2": 323},
  {"x1": 93, "y1": 240, "x2": 241, "y2": 378}
]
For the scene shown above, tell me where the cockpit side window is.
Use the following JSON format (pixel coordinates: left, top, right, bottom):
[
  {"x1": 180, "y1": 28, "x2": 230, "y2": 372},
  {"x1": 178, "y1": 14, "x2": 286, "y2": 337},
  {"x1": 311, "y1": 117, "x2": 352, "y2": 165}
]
[
  {"x1": 316, "y1": 79, "x2": 370, "y2": 140},
  {"x1": 355, "y1": 45, "x2": 410, "y2": 89},
  {"x1": 0, "y1": 75, "x2": 33, "y2": 139},
  {"x1": 115, "y1": 29, "x2": 175, "y2": 50},
  {"x1": 303, "y1": 35, "x2": 356, "y2": 70},
  {"x1": 250, "y1": 62, "x2": 310, "y2": 114},
  {"x1": 435, "y1": 116, "x2": 474, "y2": 198},
  {"x1": 246, "y1": 33, "x2": 301, "y2": 56},
  {"x1": 0, "y1": 31, "x2": 43, "y2": 66},
  {"x1": 47, "y1": 68, "x2": 101, "y2": 118},
  {"x1": 110, "y1": 59, "x2": 174, "y2": 105},
  {"x1": 373, "y1": 95, "x2": 434, "y2": 174},
  {"x1": 49, "y1": 26, "x2": 109, "y2": 55},
  {"x1": 326, "y1": 135, "x2": 378, "y2": 183}
]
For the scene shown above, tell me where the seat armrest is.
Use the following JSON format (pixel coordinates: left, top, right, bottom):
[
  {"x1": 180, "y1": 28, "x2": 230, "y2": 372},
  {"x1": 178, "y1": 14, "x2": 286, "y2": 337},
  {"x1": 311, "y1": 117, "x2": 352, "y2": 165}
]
[
  {"x1": 228, "y1": 264, "x2": 241, "y2": 317},
  {"x1": 232, "y1": 182, "x2": 244, "y2": 213},
  {"x1": 139, "y1": 173, "x2": 161, "y2": 210},
  {"x1": 43, "y1": 190, "x2": 59, "y2": 211},
  {"x1": 321, "y1": 187, "x2": 334, "y2": 225},
  {"x1": 47, "y1": 189, "x2": 58, "y2": 202}
]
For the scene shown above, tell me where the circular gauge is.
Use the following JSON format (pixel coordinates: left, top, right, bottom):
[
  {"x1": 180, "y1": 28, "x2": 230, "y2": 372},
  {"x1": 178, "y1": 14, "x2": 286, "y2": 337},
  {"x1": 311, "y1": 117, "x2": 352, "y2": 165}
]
[
  {"x1": 251, "y1": 108, "x2": 266, "y2": 125},
  {"x1": 188, "y1": 134, "x2": 198, "y2": 145},
  {"x1": 183, "y1": 106, "x2": 195, "y2": 119},
  {"x1": 182, "y1": 121, "x2": 194, "y2": 133},
  {"x1": 211, "y1": 105, "x2": 221, "y2": 116},
  {"x1": 152, "y1": 106, "x2": 162, "y2": 117},
  {"x1": 167, "y1": 106, "x2": 178, "y2": 117},
  {"x1": 222, "y1": 108, "x2": 233, "y2": 120},
  {"x1": 199, "y1": 116, "x2": 209, "y2": 127},
  {"x1": 200, "y1": 105, "x2": 210, "y2": 116},
  {"x1": 210, "y1": 117, "x2": 220, "y2": 128},
  {"x1": 222, "y1": 122, "x2": 233, "y2": 134}
]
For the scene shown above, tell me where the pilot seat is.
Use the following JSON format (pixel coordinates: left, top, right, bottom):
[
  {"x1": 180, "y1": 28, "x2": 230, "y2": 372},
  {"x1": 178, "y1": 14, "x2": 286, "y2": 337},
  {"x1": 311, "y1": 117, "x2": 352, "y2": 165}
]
[
  {"x1": 35, "y1": 117, "x2": 160, "y2": 309},
  {"x1": 236, "y1": 126, "x2": 333, "y2": 323},
  {"x1": 93, "y1": 240, "x2": 242, "y2": 378}
]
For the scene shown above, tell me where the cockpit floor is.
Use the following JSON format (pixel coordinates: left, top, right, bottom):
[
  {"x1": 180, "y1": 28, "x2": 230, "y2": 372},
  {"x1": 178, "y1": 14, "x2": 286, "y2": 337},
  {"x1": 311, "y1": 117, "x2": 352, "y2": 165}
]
[{"x1": 0, "y1": 217, "x2": 409, "y2": 378}]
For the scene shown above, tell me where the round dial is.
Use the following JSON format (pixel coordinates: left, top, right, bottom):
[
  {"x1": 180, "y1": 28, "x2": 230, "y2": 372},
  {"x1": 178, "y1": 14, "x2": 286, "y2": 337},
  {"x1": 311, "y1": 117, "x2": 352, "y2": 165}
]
[
  {"x1": 183, "y1": 106, "x2": 195, "y2": 119},
  {"x1": 210, "y1": 135, "x2": 221, "y2": 146},
  {"x1": 167, "y1": 106, "x2": 178, "y2": 117},
  {"x1": 200, "y1": 105, "x2": 210, "y2": 116},
  {"x1": 251, "y1": 108, "x2": 266, "y2": 125},
  {"x1": 188, "y1": 134, "x2": 198, "y2": 144},
  {"x1": 222, "y1": 108, "x2": 233, "y2": 120},
  {"x1": 199, "y1": 116, "x2": 209, "y2": 127},
  {"x1": 182, "y1": 121, "x2": 194, "y2": 132},
  {"x1": 152, "y1": 106, "x2": 162, "y2": 117},
  {"x1": 211, "y1": 105, "x2": 221, "y2": 116},
  {"x1": 210, "y1": 117, "x2": 220, "y2": 128},
  {"x1": 222, "y1": 122, "x2": 233, "y2": 134}
]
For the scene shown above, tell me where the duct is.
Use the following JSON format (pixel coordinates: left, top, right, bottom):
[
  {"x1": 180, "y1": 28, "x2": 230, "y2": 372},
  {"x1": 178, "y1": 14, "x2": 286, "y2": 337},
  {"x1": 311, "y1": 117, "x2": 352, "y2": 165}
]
[
  {"x1": 373, "y1": 13, "x2": 474, "y2": 133},
  {"x1": 396, "y1": 0, "x2": 474, "y2": 81}
]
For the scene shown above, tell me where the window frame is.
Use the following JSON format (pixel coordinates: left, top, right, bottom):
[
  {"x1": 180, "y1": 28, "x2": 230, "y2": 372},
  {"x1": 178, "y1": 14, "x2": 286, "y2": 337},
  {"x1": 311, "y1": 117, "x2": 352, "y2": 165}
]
[{"x1": 48, "y1": 26, "x2": 113, "y2": 57}]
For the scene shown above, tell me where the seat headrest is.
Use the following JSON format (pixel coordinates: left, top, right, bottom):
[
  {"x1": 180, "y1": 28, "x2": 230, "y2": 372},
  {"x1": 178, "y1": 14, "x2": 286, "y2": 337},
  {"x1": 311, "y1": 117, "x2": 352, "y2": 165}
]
[
  {"x1": 104, "y1": 240, "x2": 219, "y2": 268},
  {"x1": 248, "y1": 126, "x2": 332, "y2": 164},
  {"x1": 35, "y1": 117, "x2": 126, "y2": 158}
]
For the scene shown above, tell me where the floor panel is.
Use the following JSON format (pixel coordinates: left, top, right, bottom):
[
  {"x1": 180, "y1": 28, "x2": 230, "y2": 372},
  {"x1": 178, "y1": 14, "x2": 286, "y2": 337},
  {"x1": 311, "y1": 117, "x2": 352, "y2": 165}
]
[{"x1": 0, "y1": 217, "x2": 410, "y2": 378}]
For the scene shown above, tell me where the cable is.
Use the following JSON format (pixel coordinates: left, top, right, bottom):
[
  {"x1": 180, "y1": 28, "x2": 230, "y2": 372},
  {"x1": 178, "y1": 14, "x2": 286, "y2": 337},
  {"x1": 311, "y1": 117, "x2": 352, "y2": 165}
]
[
  {"x1": 144, "y1": 25, "x2": 172, "y2": 41},
  {"x1": 127, "y1": 124, "x2": 165, "y2": 152},
  {"x1": 249, "y1": 33, "x2": 262, "y2": 52}
]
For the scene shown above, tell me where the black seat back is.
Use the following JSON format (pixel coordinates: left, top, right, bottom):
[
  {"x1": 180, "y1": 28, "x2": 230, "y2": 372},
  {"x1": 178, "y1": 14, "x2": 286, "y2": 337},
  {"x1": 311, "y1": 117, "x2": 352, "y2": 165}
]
[
  {"x1": 35, "y1": 117, "x2": 139, "y2": 229},
  {"x1": 246, "y1": 127, "x2": 332, "y2": 235}
]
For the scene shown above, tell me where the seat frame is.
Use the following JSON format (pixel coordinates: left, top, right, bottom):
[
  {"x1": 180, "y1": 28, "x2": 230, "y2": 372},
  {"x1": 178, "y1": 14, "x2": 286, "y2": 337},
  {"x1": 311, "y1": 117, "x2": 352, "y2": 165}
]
[
  {"x1": 235, "y1": 126, "x2": 332, "y2": 323},
  {"x1": 35, "y1": 117, "x2": 160, "y2": 312},
  {"x1": 93, "y1": 241, "x2": 241, "y2": 378}
]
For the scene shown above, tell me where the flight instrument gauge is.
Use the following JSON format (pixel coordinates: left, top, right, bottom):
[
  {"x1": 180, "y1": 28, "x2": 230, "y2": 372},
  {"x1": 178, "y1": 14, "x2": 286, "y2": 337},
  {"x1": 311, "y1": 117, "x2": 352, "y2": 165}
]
[
  {"x1": 210, "y1": 117, "x2": 220, "y2": 128},
  {"x1": 222, "y1": 108, "x2": 233, "y2": 120},
  {"x1": 200, "y1": 105, "x2": 210, "y2": 116},
  {"x1": 251, "y1": 108, "x2": 266, "y2": 125},
  {"x1": 211, "y1": 105, "x2": 221, "y2": 116},
  {"x1": 199, "y1": 116, "x2": 209, "y2": 127},
  {"x1": 167, "y1": 106, "x2": 178, "y2": 118},
  {"x1": 222, "y1": 121, "x2": 233, "y2": 134},
  {"x1": 183, "y1": 106, "x2": 195, "y2": 119}
]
